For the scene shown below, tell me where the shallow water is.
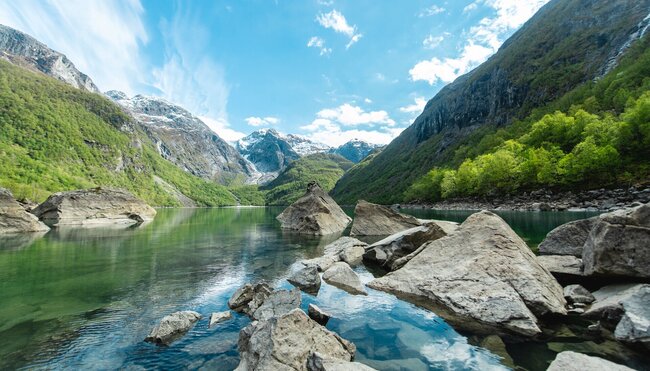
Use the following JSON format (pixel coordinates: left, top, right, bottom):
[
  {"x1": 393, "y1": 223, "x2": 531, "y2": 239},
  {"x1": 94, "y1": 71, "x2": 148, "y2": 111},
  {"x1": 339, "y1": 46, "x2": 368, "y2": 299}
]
[{"x1": 0, "y1": 207, "x2": 631, "y2": 370}]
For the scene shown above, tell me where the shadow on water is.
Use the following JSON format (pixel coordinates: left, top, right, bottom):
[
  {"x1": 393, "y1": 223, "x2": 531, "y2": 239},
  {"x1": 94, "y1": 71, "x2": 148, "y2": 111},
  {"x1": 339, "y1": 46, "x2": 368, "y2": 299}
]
[{"x1": 1, "y1": 207, "x2": 645, "y2": 370}]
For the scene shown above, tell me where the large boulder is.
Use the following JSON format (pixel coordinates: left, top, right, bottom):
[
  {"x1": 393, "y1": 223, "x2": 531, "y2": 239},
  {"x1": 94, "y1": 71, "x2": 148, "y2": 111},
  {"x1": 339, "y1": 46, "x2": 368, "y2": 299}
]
[
  {"x1": 145, "y1": 311, "x2": 202, "y2": 345},
  {"x1": 236, "y1": 309, "x2": 356, "y2": 371},
  {"x1": 563, "y1": 285, "x2": 595, "y2": 305},
  {"x1": 614, "y1": 285, "x2": 650, "y2": 348},
  {"x1": 537, "y1": 255, "x2": 584, "y2": 277},
  {"x1": 350, "y1": 200, "x2": 422, "y2": 236},
  {"x1": 251, "y1": 288, "x2": 302, "y2": 321},
  {"x1": 368, "y1": 211, "x2": 566, "y2": 337},
  {"x1": 547, "y1": 351, "x2": 634, "y2": 371},
  {"x1": 228, "y1": 282, "x2": 274, "y2": 315},
  {"x1": 582, "y1": 203, "x2": 650, "y2": 278},
  {"x1": 323, "y1": 262, "x2": 367, "y2": 296},
  {"x1": 0, "y1": 188, "x2": 49, "y2": 234},
  {"x1": 538, "y1": 218, "x2": 596, "y2": 257},
  {"x1": 32, "y1": 188, "x2": 156, "y2": 227},
  {"x1": 276, "y1": 182, "x2": 351, "y2": 235},
  {"x1": 288, "y1": 266, "x2": 322, "y2": 294},
  {"x1": 301, "y1": 237, "x2": 368, "y2": 271},
  {"x1": 363, "y1": 223, "x2": 447, "y2": 270},
  {"x1": 583, "y1": 284, "x2": 648, "y2": 323},
  {"x1": 307, "y1": 352, "x2": 377, "y2": 371}
]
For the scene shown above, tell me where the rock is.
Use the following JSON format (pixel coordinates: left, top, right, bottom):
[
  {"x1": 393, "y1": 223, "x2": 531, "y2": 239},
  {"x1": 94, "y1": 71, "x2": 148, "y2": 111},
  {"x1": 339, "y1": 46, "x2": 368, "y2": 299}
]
[
  {"x1": 582, "y1": 203, "x2": 650, "y2": 278},
  {"x1": 0, "y1": 188, "x2": 49, "y2": 234},
  {"x1": 308, "y1": 304, "x2": 331, "y2": 326},
  {"x1": 564, "y1": 285, "x2": 595, "y2": 305},
  {"x1": 367, "y1": 211, "x2": 566, "y2": 337},
  {"x1": 350, "y1": 200, "x2": 423, "y2": 236},
  {"x1": 568, "y1": 308, "x2": 585, "y2": 315},
  {"x1": 538, "y1": 218, "x2": 596, "y2": 257},
  {"x1": 537, "y1": 255, "x2": 584, "y2": 276},
  {"x1": 288, "y1": 266, "x2": 322, "y2": 294},
  {"x1": 478, "y1": 335, "x2": 515, "y2": 369},
  {"x1": 145, "y1": 311, "x2": 202, "y2": 345},
  {"x1": 323, "y1": 237, "x2": 368, "y2": 256},
  {"x1": 302, "y1": 255, "x2": 338, "y2": 272},
  {"x1": 32, "y1": 188, "x2": 156, "y2": 227},
  {"x1": 587, "y1": 322, "x2": 601, "y2": 334},
  {"x1": 251, "y1": 288, "x2": 302, "y2": 321},
  {"x1": 323, "y1": 262, "x2": 367, "y2": 296},
  {"x1": 307, "y1": 352, "x2": 377, "y2": 371},
  {"x1": 583, "y1": 284, "x2": 648, "y2": 323},
  {"x1": 614, "y1": 285, "x2": 650, "y2": 348},
  {"x1": 339, "y1": 244, "x2": 365, "y2": 266},
  {"x1": 547, "y1": 351, "x2": 634, "y2": 371},
  {"x1": 228, "y1": 282, "x2": 273, "y2": 314},
  {"x1": 208, "y1": 311, "x2": 232, "y2": 327},
  {"x1": 236, "y1": 309, "x2": 356, "y2": 371},
  {"x1": 301, "y1": 237, "x2": 367, "y2": 271},
  {"x1": 276, "y1": 182, "x2": 351, "y2": 235},
  {"x1": 363, "y1": 223, "x2": 446, "y2": 270}
]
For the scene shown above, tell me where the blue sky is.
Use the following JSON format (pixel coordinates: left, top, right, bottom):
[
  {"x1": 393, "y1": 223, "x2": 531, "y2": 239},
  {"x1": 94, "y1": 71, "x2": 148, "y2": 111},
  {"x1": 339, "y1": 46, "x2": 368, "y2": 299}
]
[{"x1": 0, "y1": 0, "x2": 548, "y2": 146}]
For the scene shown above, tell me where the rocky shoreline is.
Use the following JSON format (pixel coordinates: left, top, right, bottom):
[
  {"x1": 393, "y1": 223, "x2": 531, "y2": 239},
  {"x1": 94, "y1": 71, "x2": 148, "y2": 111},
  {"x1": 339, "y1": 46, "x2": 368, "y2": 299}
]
[{"x1": 401, "y1": 185, "x2": 650, "y2": 212}]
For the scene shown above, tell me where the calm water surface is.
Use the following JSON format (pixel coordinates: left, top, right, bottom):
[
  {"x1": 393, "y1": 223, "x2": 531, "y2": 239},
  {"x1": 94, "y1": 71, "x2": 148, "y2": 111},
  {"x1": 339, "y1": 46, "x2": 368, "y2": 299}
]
[{"x1": 0, "y1": 208, "x2": 606, "y2": 370}]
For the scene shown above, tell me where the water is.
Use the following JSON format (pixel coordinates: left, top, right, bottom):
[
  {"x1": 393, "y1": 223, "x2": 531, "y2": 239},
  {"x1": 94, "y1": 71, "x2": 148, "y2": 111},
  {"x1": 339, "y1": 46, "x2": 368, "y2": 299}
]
[{"x1": 0, "y1": 207, "x2": 622, "y2": 370}]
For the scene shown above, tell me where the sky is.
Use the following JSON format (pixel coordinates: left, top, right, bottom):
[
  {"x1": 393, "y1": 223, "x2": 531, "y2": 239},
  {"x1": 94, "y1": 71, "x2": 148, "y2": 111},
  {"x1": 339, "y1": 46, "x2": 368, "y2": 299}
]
[{"x1": 0, "y1": 0, "x2": 548, "y2": 146}]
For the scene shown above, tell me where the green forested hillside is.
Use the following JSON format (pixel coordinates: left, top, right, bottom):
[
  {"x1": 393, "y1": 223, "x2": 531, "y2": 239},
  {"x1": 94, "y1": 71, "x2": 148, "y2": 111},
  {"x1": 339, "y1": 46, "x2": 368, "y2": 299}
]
[
  {"x1": 262, "y1": 153, "x2": 353, "y2": 205},
  {"x1": 406, "y1": 36, "x2": 650, "y2": 201},
  {"x1": 0, "y1": 60, "x2": 238, "y2": 206}
]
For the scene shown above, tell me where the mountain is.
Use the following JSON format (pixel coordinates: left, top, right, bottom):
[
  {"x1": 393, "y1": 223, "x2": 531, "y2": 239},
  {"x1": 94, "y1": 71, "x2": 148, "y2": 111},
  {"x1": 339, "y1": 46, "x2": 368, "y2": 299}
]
[
  {"x1": 106, "y1": 91, "x2": 254, "y2": 185},
  {"x1": 235, "y1": 129, "x2": 329, "y2": 181},
  {"x1": 262, "y1": 153, "x2": 353, "y2": 205},
  {"x1": 332, "y1": 0, "x2": 650, "y2": 204},
  {"x1": 330, "y1": 139, "x2": 382, "y2": 163},
  {"x1": 0, "y1": 24, "x2": 99, "y2": 93}
]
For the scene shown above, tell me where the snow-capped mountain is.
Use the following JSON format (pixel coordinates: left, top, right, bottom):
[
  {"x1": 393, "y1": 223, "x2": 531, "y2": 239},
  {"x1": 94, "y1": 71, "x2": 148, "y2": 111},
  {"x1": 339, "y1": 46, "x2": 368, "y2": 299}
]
[
  {"x1": 106, "y1": 91, "x2": 255, "y2": 184},
  {"x1": 330, "y1": 139, "x2": 382, "y2": 163}
]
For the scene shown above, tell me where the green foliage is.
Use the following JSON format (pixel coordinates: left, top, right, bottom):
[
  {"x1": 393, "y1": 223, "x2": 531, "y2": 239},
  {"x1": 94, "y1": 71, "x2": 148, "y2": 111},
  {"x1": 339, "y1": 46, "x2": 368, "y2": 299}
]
[
  {"x1": 0, "y1": 60, "x2": 237, "y2": 206},
  {"x1": 229, "y1": 185, "x2": 267, "y2": 206},
  {"x1": 263, "y1": 153, "x2": 353, "y2": 205}
]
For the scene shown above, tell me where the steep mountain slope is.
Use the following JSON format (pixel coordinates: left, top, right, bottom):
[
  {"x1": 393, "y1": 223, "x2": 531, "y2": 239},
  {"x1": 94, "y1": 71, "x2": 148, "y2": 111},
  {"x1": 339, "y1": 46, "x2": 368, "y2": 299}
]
[
  {"x1": 262, "y1": 153, "x2": 353, "y2": 205},
  {"x1": 330, "y1": 139, "x2": 382, "y2": 163},
  {"x1": 332, "y1": 0, "x2": 650, "y2": 204},
  {"x1": 284, "y1": 133, "x2": 330, "y2": 156},
  {"x1": 0, "y1": 59, "x2": 239, "y2": 206},
  {"x1": 106, "y1": 91, "x2": 254, "y2": 185},
  {"x1": 0, "y1": 24, "x2": 99, "y2": 93}
]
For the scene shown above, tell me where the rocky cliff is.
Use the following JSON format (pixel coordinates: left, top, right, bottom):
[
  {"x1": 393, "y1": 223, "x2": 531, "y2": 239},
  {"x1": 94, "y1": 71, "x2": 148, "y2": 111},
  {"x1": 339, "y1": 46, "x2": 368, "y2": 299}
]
[
  {"x1": 330, "y1": 139, "x2": 382, "y2": 163},
  {"x1": 332, "y1": 0, "x2": 650, "y2": 204},
  {"x1": 107, "y1": 91, "x2": 255, "y2": 185},
  {"x1": 0, "y1": 24, "x2": 99, "y2": 93}
]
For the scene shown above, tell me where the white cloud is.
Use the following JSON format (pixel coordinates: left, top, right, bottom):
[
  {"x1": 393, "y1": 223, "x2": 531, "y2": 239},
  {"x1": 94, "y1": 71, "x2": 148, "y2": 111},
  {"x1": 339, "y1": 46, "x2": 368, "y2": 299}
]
[
  {"x1": 199, "y1": 116, "x2": 246, "y2": 142},
  {"x1": 245, "y1": 116, "x2": 279, "y2": 127},
  {"x1": 302, "y1": 124, "x2": 404, "y2": 147},
  {"x1": 410, "y1": 0, "x2": 549, "y2": 85},
  {"x1": 419, "y1": 5, "x2": 445, "y2": 17},
  {"x1": 316, "y1": 10, "x2": 363, "y2": 48},
  {"x1": 364, "y1": 98, "x2": 373, "y2": 104},
  {"x1": 315, "y1": 103, "x2": 395, "y2": 126},
  {"x1": 0, "y1": 0, "x2": 148, "y2": 94},
  {"x1": 463, "y1": 2, "x2": 479, "y2": 12},
  {"x1": 307, "y1": 36, "x2": 332, "y2": 56},
  {"x1": 423, "y1": 35, "x2": 444, "y2": 49},
  {"x1": 399, "y1": 97, "x2": 427, "y2": 114}
]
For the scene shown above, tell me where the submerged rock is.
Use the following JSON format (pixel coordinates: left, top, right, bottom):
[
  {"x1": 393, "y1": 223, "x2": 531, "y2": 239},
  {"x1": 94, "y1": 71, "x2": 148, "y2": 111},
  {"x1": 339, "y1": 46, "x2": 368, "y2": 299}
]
[
  {"x1": 547, "y1": 351, "x2": 634, "y2": 371},
  {"x1": 307, "y1": 352, "x2": 377, "y2": 371},
  {"x1": 564, "y1": 285, "x2": 595, "y2": 305},
  {"x1": 276, "y1": 182, "x2": 351, "y2": 235},
  {"x1": 323, "y1": 262, "x2": 367, "y2": 296},
  {"x1": 145, "y1": 311, "x2": 202, "y2": 345},
  {"x1": 288, "y1": 266, "x2": 322, "y2": 294},
  {"x1": 209, "y1": 311, "x2": 232, "y2": 327},
  {"x1": 368, "y1": 211, "x2": 566, "y2": 337},
  {"x1": 363, "y1": 223, "x2": 447, "y2": 270},
  {"x1": 32, "y1": 188, "x2": 156, "y2": 227},
  {"x1": 0, "y1": 188, "x2": 49, "y2": 234},
  {"x1": 236, "y1": 309, "x2": 356, "y2": 371},
  {"x1": 350, "y1": 200, "x2": 423, "y2": 236},
  {"x1": 582, "y1": 203, "x2": 650, "y2": 278},
  {"x1": 538, "y1": 218, "x2": 596, "y2": 257},
  {"x1": 251, "y1": 288, "x2": 302, "y2": 321}
]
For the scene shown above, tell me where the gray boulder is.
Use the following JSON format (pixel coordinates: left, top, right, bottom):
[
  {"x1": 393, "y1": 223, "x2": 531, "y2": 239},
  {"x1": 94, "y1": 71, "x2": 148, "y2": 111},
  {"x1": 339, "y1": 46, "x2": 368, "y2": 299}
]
[
  {"x1": 368, "y1": 211, "x2": 566, "y2": 337},
  {"x1": 350, "y1": 200, "x2": 422, "y2": 236},
  {"x1": 276, "y1": 182, "x2": 351, "y2": 235},
  {"x1": 301, "y1": 255, "x2": 338, "y2": 272},
  {"x1": 251, "y1": 288, "x2": 302, "y2": 321},
  {"x1": 308, "y1": 304, "x2": 331, "y2": 326},
  {"x1": 538, "y1": 217, "x2": 596, "y2": 257},
  {"x1": 0, "y1": 188, "x2": 49, "y2": 234},
  {"x1": 228, "y1": 282, "x2": 273, "y2": 315},
  {"x1": 32, "y1": 188, "x2": 156, "y2": 227},
  {"x1": 614, "y1": 285, "x2": 650, "y2": 348},
  {"x1": 363, "y1": 223, "x2": 446, "y2": 270},
  {"x1": 564, "y1": 285, "x2": 595, "y2": 305},
  {"x1": 209, "y1": 311, "x2": 232, "y2": 327},
  {"x1": 307, "y1": 352, "x2": 377, "y2": 371},
  {"x1": 301, "y1": 237, "x2": 367, "y2": 271},
  {"x1": 582, "y1": 203, "x2": 650, "y2": 278},
  {"x1": 323, "y1": 262, "x2": 367, "y2": 296},
  {"x1": 288, "y1": 266, "x2": 322, "y2": 294},
  {"x1": 547, "y1": 351, "x2": 634, "y2": 371},
  {"x1": 537, "y1": 255, "x2": 584, "y2": 277},
  {"x1": 236, "y1": 309, "x2": 356, "y2": 371},
  {"x1": 583, "y1": 284, "x2": 648, "y2": 323},
  {"x1": 145, "y1": 311, "x2": 202, "y2": 345}
]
